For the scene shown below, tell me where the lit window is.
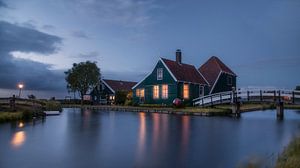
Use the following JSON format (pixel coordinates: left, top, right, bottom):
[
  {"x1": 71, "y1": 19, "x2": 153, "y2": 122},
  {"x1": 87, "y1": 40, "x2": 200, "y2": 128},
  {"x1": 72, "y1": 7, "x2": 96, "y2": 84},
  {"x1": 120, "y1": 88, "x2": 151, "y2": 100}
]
[
  {"x1": 227, "y1": 76, "x2": 232, "y2": 85},
  {"x1": 157, "y1": 68, "x2": 163, "y2": 80},
  {"x1": 136, "y1": 89, "x2": 140, "y2": 97},
  {"x1": 140, "y1": 89, "x2": 145, "y2": 98},
  {"x1": 183, "y1": 84, "x2": 189, "y2": 99},
  {"x1": 162, "y1": 85, "x2": 168, "y2": 99},
  {"x1": 153, "y1": 85, "x2": 159, "y2": 99}
]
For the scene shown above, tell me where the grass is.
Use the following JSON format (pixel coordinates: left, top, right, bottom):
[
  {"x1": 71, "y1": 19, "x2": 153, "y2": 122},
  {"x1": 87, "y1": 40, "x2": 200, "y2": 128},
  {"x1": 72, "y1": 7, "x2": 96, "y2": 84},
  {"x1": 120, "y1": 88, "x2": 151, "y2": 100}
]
[
  {"x1": 0, "y1": 112, "x2": 24, "y2": 122},
  {"x1": 276, "y1": 136, "x2": 300, "y2": 168},
  {"x1": 0, "y1": 99, "x2": 61, "y2": 123}
]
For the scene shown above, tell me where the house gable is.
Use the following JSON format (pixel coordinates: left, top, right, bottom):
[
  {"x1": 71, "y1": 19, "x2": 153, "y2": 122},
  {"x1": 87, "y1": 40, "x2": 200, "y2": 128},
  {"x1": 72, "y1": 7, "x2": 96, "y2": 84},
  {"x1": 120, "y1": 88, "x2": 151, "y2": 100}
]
[{"x1": 133, "y1": 59, "x2": 177, "y2": 89}]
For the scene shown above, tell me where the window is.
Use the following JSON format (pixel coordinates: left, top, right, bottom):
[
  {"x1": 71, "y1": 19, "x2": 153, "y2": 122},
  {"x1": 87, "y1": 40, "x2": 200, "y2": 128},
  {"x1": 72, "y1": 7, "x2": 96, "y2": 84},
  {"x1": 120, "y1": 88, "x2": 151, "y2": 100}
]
[
  {"x1": 136, "y1": 89, "x2": 140, "y2": 97},
  {"x1": 153, "y1": 85, "x2": 159, "y2": 99},
  {"x1": 136, "y1": 88, "x2": 145, "y2": 98},
  {"x1": 199, "y1": 85, "x2": 204, "y2": 96},
  {"x1": 227, "y1": 76, "x2": 232, "y2": 86},
  {"x1": 157, "y1": 68, "x2": 163, "y2": 80},
  {"x1": 140, "y1": 89, "x2": 145, "y2": 98},
  {"x1": 162, "y1": 85, "x2": 168, "y2": 99},
  {"x1": 183, "y1": 84, "x2": 189, "y2": 99}
]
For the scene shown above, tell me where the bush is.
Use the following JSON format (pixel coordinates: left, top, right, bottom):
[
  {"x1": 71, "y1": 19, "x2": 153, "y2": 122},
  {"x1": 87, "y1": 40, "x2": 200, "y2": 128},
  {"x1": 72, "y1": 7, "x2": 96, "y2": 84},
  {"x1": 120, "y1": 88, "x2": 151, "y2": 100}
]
[
  {"x1": 115, "y1": 91, "x2": 128, "y2": 105},
  {"x1": 43, "y1": 100, "x2": 62, "y2": 111}
]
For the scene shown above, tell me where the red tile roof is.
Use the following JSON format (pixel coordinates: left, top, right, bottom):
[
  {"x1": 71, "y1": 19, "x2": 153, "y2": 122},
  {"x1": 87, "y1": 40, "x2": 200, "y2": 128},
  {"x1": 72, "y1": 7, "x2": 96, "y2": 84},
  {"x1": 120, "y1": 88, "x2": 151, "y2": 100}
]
[
  {"x1": 161, "y1": 58, "x2": 208, "y2": 85},
  {"x1": 198, "y1": 56, "x2": 236, "y2": 86},
  {"x1": 103, "y1": 79, "x2": 137, "y2": 92}
]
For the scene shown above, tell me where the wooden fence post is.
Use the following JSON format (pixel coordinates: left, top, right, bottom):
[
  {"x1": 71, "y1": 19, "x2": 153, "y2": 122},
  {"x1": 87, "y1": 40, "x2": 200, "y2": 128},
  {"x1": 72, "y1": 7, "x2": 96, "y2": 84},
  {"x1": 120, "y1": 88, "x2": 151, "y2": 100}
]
[
  {"x1": 260, "y1": 90, "x2": 263, "y2": 102},
  {"x1": 292, "y1": 91, "x2": 295, "y2": 104},
  {"x1": 247, "y1": 91, "x2": 250, "y2": 102}
]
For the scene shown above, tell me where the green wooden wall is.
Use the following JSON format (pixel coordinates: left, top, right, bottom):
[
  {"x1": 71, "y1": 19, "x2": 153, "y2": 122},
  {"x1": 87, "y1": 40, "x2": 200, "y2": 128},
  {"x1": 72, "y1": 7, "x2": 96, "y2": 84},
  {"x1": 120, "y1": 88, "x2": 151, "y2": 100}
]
[
  {"x1": 211, "y1": 73, "x2": 236, "y2": 94},
  {"x1": 133, "y1": 60, "x2": 209, "y2": 106}
]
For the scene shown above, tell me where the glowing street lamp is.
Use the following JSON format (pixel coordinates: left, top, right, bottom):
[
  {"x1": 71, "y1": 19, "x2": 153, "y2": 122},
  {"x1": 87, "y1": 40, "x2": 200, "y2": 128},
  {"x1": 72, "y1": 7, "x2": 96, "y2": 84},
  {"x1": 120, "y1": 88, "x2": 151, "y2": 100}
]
[{"x1": 18, "y1": 83, "x2": 24, "y2": 98}]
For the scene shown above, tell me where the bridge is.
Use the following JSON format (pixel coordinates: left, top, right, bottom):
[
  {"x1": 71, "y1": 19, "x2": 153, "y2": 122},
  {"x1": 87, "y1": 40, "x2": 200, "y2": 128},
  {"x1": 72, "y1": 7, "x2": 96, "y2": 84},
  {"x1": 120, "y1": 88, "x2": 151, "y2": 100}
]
[{"x1": 193, "y1": 88, "x2": 300, "y2": 118}]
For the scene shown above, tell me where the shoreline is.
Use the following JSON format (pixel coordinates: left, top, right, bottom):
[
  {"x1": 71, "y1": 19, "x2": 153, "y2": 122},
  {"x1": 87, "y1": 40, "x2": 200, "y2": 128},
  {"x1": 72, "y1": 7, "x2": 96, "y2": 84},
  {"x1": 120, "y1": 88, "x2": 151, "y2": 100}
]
[{"x1": 62, "y1": 103, "x2": 300, "y2": 117}]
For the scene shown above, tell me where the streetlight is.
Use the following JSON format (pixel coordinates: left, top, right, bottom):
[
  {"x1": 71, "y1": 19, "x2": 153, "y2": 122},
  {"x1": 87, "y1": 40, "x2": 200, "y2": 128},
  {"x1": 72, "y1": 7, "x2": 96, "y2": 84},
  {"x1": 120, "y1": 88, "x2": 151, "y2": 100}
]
[{"x1": 18, "y1": 83, "x2": 24, "y2": 98}]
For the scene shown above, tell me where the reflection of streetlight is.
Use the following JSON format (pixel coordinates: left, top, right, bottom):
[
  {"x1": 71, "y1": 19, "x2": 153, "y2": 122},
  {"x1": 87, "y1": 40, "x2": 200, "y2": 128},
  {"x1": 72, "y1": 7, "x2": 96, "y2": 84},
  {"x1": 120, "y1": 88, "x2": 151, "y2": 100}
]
[{"x1": 18, "y1": 83, "x2": 24, "y2": 98}]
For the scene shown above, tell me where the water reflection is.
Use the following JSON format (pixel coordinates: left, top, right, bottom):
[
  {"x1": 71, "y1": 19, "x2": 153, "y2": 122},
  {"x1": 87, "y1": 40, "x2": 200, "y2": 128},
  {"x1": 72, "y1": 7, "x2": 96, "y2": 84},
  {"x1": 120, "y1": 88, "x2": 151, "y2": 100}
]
[
  {"x1": 18, "y1": 122, "x2": 24, "y2": 128},
  {"x1": 11, "y1": 131, "x2": 26, "y2": 148},
  {"x1": 136, "y1": 113, "x2": 146, "y2": 158}
]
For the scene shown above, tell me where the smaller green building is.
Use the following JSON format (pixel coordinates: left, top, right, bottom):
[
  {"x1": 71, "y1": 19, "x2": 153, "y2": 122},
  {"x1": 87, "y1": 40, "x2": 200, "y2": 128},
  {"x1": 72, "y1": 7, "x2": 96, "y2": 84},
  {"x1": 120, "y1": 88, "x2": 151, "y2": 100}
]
[
  {"x1": 199, "y1": 56, "x2": 237, "y2": 94},
  {"x1": 132, "y1": 50, "x2": 209, "y2": 106}
]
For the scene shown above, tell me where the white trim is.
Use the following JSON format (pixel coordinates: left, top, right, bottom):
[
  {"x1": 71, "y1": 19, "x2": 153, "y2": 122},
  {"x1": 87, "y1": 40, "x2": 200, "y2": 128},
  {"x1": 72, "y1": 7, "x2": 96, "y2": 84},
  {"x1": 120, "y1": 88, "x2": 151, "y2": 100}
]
[
  {"x1": 132, "y1": 72, "x2": 151, "y2": 89},
  {"x1": 101, "y1": 79, "x2": 115, "y2": 94},
  {"x1": 222, "y1": 71, "x2": 237, "y2": 77},
  {"x1": 194, "y1": 65, "x2": 210, "y2": 86},
  {"x1": 157, "y1": 68, "x2": 163, "y2": 80},
  {"x1": 199, "y1": 85, "x2": 204, "y2": 97},
  {"x1": 132, "y1": 59, "x2": 162, "y2": 89},
  {"x1": 209, "y1": 71, "x2": 222, "y2": 94},
  {"x1": 133, "y1": 59, "x2": 178, "y2": 90},
  {"x1": 160, "y1": 58, "x2": 178, "y2": 82}
]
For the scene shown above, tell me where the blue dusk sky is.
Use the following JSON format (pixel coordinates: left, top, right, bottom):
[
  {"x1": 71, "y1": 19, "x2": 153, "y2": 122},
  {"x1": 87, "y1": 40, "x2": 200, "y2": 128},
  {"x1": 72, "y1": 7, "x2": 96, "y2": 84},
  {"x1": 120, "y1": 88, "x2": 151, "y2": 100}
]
[{"x1": 0, "y1": 0, "x2": 299, "y2": 98}]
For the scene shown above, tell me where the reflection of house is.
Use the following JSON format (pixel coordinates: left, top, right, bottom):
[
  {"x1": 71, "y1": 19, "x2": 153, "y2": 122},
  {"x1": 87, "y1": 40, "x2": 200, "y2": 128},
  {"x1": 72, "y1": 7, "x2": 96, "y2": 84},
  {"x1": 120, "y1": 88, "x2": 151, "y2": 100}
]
[
  {"x1": 199, "y1": 56, "x2": 237, "y2": 94},
  {"x1": 132, "y1": 50, "x2": 237, "y2": 106},
  {"x1": 91, "y1": 79, "x2": 137, "y2": 104},
  {"x1": 132, "y1": 50, "x2": 209, "y2": 106}
]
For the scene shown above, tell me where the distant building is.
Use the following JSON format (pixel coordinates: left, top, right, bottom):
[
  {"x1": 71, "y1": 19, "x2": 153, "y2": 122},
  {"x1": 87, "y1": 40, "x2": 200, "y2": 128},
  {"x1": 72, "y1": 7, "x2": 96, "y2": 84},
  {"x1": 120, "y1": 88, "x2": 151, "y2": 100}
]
[
  {"x1": 132, "y1": 50, "x2": 209, "y2": 106},
  {"x1": 199, "y1": 56, "x2": 237, "y2": 94},
  {"x1": 132, "y1": 50, "x2": 237, "y2": 106},
  {"x1": 91, "y1": 79, "x2": 137, "y2": 104}
]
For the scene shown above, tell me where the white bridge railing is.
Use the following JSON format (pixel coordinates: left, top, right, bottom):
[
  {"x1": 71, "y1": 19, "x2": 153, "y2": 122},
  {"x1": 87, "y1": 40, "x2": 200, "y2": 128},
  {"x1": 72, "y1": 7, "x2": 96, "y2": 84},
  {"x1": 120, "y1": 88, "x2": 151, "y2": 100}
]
[{"x1": 193, "y1": 88, "x2": 300, "y2": 107}]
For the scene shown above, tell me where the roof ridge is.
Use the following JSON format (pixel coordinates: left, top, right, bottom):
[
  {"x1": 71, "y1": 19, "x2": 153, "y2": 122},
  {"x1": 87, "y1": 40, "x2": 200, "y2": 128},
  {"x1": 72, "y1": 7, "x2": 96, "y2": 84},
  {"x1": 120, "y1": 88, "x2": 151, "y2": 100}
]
[
  {"x1": 212, "y1": 56, "x2": 222, "y2": 71},
  {"x1": 103, "y1": 79, "x2": 137, "y2": 83}
]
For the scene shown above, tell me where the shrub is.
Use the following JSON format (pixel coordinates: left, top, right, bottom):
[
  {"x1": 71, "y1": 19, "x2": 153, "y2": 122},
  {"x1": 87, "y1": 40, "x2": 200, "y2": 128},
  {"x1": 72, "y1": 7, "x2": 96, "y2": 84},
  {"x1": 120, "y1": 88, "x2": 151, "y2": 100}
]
[{"x1": 43, "y1": 100, "x2": 62, "y2": 111}]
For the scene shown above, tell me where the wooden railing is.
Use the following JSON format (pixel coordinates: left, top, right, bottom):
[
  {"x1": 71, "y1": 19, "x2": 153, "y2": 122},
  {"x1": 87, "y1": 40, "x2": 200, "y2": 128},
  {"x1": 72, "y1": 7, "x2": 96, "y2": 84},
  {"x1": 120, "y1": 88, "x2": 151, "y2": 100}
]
[{"x1": 193, "y1": 88, "x2": 300, "y2": 107}]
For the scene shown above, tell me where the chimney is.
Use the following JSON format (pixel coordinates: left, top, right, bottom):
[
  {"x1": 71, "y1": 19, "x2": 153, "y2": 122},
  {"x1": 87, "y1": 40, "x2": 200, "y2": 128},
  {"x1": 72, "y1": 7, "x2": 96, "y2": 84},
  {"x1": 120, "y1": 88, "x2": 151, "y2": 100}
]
[{"x1": 176, "y1": 49, "x2": 182, "y2": 64}]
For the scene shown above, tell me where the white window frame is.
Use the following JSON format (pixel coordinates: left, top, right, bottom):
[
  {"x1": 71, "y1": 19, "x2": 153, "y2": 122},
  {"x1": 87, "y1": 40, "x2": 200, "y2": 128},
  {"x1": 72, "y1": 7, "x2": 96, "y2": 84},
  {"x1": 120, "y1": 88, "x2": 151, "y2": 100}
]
[
  {"x1": 183, "y1": 84, "x2": 189, "y2": 99},
  {"x1": 199, "y1": 85, "x2": 204, "y2": 97},
  {"x1": 157, "y1": 68, "x2": 163, "y2": 80},
  {"x1": 140, "y1": 89, "x2": 145, "y2": 98},
  {"x1": 227, "y1": 76, "x2": 233, "y2": 86},
  {"x1": 162, "y1": 85, "x2": 168, "y2": 99},
  {"x1": 153, "y1": 85, "x2": 159, "y2": 99}
]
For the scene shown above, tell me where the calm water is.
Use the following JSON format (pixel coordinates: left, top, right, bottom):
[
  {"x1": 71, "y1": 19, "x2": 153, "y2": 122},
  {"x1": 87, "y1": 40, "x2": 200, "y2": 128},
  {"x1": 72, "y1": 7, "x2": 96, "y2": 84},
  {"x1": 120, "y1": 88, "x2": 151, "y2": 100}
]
[{"x1": 0, "y1": 109, "x2": 300, "y2": 168}]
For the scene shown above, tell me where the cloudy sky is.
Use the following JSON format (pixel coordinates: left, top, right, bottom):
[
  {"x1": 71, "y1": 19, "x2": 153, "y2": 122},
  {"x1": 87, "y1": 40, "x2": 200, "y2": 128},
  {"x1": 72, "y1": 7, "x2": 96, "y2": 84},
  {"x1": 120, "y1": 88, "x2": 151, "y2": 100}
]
[{"x1": 0, "y1": 0, "x2": 299, "y2": 98}]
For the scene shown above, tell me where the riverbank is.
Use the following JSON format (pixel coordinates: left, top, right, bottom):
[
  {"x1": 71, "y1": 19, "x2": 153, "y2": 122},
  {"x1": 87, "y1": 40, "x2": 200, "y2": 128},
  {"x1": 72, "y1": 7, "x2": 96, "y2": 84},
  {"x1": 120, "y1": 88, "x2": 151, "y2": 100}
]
[
  {"x1": 276, "y1": 136, "x2": 300, "y2": 168},
  {"x1": 0, "y1": 99, "x2": 62, "y2": 123},
  {"x1": 63, "y1": 103, "x2": 300, "y2": 116}
]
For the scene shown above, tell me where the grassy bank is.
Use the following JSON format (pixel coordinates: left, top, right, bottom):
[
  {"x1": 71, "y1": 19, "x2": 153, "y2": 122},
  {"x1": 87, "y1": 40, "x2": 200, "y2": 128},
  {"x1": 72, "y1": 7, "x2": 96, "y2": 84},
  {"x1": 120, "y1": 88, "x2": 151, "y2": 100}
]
[
  {"x1": 0, "y1": 99, "x2": 62, "y2": 123},
  {"x1": 276, "y1": 136, "x2": 300, "y2": 168}
]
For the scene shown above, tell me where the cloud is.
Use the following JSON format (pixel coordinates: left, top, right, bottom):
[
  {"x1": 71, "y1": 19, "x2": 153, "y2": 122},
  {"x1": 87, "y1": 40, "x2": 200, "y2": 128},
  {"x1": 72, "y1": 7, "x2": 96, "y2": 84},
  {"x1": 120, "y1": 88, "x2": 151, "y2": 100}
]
[
  {"x1": 0, "y1": 0, "x2": 7, "y2": 8},
  {"x1": 77, "y1": 51, "x2": 99, "y2": 58},
  {"x1": 71, "y1": 30, "x2": 89, "y2": 39},
  {"x1": 68, "y1": 0, "x2": 161, "y2": 27},
  {"x1": 42, "y1": 24, "x2": 55, "y2": 31},
  {"x1": 0, "y1": 21, "x2": 65, "y2": 91}
]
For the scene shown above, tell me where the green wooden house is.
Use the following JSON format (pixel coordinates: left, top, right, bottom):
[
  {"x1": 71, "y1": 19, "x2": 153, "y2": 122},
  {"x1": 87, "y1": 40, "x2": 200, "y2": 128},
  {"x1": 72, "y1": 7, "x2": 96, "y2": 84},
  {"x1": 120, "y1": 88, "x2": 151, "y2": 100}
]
[
  {"x1": 132, "y1": 50, "x2": 210, "y2": 106},
  {"x1": 199, "y1": 56, "x2": 237, "y2": 94},
  {"x1": 91, "y1": 79, "x2": 137, "y2": 104}
]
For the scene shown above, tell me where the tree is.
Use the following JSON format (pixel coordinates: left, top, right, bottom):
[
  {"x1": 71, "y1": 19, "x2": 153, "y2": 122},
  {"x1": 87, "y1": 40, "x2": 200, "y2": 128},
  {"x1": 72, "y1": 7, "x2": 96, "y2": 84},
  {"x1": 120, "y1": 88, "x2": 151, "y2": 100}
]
[
  {"x1": 115, "y1": 91, "x2": 128, "y2": 105},
  {"x1": 296, "y1": 85, "x2": 300, "y2": 91},
  {"x1": 65, "y1": 61, "x2": 100, "y2": 104}
]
